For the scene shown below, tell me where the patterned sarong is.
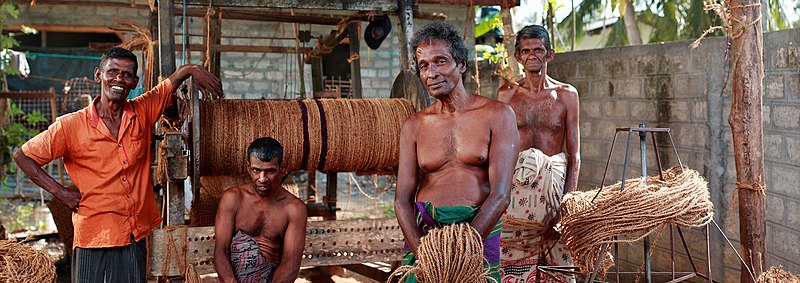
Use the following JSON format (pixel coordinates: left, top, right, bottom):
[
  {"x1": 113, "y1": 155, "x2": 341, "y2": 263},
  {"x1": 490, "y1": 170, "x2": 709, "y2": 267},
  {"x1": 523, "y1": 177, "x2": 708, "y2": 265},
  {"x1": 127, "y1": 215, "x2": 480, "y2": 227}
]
[
  {"x1": 501, "y1": 148, "x2": 575, "y2": 283},
  {"x1": 230, "y1": 230, "x2": 277, "y2": 283},
  {"x1": 401, "y1": 201, "x2": 502, "y2": 283}
]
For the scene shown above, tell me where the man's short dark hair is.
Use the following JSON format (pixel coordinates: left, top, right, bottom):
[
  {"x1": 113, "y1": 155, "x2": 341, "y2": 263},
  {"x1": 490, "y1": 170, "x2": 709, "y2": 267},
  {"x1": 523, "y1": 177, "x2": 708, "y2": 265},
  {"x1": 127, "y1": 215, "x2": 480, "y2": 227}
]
[
  {"x1": 515, "y1": 25, "x2": 551, "y2": 54},
  {"x1": 247, "y1": 137, "x2": 284, "y2": 164},
  {"x1": 100, "y1": 47, "x2": 139, "y2": 73},
  {"x1": 410, "y1": 21, "x2": 469, "y2": 78}
]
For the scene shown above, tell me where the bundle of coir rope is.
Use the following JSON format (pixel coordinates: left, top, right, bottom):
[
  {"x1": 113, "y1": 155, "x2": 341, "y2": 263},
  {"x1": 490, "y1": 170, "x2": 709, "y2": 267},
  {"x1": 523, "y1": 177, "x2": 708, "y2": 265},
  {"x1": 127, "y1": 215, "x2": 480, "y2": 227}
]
[
  {"x1": 756, "y1": 266, "x2": 800, "y2": 283},
  {"x1": 560, "y1": 166, "x2": 714, "y2": 276},
  {"x1": 388, "y1": 223, "x2": 496, "y2": 283},
  {"x1": 0, "y1": 238, "x2": 56, "y2": 283}
]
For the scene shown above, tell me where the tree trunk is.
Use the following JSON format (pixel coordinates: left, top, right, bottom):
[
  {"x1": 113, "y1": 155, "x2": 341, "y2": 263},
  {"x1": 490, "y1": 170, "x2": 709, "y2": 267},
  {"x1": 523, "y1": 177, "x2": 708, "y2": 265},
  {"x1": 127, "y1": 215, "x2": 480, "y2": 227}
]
[
  {"x1": 546, "y1": 1, "x2": 555, "y2": 50},
  {"x1": 622, "y1": 0, "x2": 642, "y2": 45},
  {"x1": 501, "y1": 6, "x2": 522, "y2": 82},
  {"x1": 729, "y1": 0, "x2": 766, "y2": 280}
]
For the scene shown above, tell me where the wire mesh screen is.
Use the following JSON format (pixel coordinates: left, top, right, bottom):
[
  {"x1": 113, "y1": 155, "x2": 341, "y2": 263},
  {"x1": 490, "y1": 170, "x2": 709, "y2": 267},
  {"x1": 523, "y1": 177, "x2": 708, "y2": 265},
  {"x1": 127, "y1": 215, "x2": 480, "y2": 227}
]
[{"x1": 62, "y1": 77, "x2": 100, "y2": 114}]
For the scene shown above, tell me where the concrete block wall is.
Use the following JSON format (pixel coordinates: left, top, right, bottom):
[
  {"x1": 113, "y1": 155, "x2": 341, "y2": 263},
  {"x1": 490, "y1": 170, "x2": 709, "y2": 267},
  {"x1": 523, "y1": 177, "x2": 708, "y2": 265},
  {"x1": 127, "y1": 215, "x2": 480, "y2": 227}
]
[{"x1": 547, "y1": 28, "x2": 800, "y2": 281}]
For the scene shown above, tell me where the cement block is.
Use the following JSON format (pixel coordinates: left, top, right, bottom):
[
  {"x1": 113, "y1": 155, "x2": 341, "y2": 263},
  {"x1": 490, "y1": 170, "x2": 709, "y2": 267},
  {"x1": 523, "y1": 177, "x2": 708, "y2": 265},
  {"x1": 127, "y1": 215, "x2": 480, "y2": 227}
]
[
  {"x1": 589, "y1": 80, "x2": 612, "y2": 98},
  {"x1": 765, "y1": 192, "x2": 786, "y2": 223},
  {"x1": 644, "y1": 75, "x2": 672, "y2": 99},
  {"x1": 788, "y1": 73, "x2": 800, "y2": 102},
  {"x1": 693, "y1": 100, "x2": 708, "y2": 122},
  {"x1": 658, "y1": 54, "x2": 685, "y2": 73},
  {"x1": 581, "y1": 100, "x2": 602, "y2": 119},
  {"x1": 764, "y1": 134, "x2": 784, "y2": 161},
  {"x1": 612, "y1": 78, "x2": 642, "y2": 98},
  {"x1": 669, "y1": 100, "x2": 690, "y2": 122},
  {"x1": 549, "y1": 61, "x2": 577, "y2": 80},
  {"x1": 605, "y1": 59, "x2": 629, "y2": 78},
  {"x1": 578, "y1": 60, "x2": 600, "y2": 78},
  {"x1": 768, "y1": 164, "x2": 800, "y2": 196},
  {"x1": 770, "y1": 225, "x2": 800, "y2": 262},
  {"x1": 571, "y1": 80, "x2": 589, "y2": 96},
  {"x1": 252, "y1": 81, "x2": 269, "y2": 91},
  {"x1": 772, "y1": 105, "x2": 800, "y2": 130},
  {"x1": 632, "y1": 55, "x2": 658, "y2": 75},
  {"x1": 764, "y1": 104, "x2": 772, "y2": 129},
  {"x1": 765, "y1": 75, "x2": 786, "y2": 99},
  {"x1": 784, "y1": 197, "x2": 800, "y2": 229},
  {"x1": 630, "y1": 101, "x2": 659, "y2": 121},
  {"x1": 775, "y1": 45, "x2": 800, "y2": 70},
  {"x1": 787, "y1": 135, "x2": 800, "y2": 163},
  {"x1": 361, "y1": 69, "x2": 377, "y2": 78},
  {"x1": 602, "y1": 101, "x2": 629, "y2": 119},
  {"x1": 580, "y1": 121, "x2": 594, "y2": 139}
]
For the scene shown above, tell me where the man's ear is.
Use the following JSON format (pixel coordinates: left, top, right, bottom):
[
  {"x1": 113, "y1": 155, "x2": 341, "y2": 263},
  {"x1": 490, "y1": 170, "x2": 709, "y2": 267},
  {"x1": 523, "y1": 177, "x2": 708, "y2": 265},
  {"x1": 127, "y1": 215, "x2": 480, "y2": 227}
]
[
  {"x1": 94, "y1": 67, "x2": 101, "y2": 82},
  {"x1": 544, "y1": 49, "x2": 556, "y2": 62}
]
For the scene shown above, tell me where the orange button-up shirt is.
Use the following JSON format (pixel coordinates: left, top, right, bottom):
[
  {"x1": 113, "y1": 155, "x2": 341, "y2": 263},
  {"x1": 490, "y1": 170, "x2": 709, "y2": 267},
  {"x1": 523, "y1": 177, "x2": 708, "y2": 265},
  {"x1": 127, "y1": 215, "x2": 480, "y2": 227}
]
[{"x1": 22, "y1": 79, "x2": 174, "y2": 249}]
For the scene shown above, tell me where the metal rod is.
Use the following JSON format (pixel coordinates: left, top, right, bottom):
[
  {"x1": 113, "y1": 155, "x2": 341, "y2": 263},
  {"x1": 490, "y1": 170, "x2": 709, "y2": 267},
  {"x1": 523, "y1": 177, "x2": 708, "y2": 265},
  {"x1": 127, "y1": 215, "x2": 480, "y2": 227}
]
[
  {"x1": 620, "y1": 130, "x2": 633, "y2": 192},
  {"x1": 639, "y1": 124, "x2": 652, "y2": 283},
  {"x1": 667, "y1": 131, "x2": 684, "y2": 169},
  {"x1": 586, "y1": 243, "x2": 609, "y2": 283},
  {"x1": 711, "y1": 219, "x2": 756, "y2": 282},
  {"x1": 706, "y1": 224, "x2": 713, "y2": 282},
  {"x1": 666, "y1": 273, "x2": 697, "y2": 283},
  {"x1": 592, "y1": 131, "x2": 619, "y2": 202},
  {"x1": 651, "y1": 132, "x2": 665, "y2": 179},
  {"x1": 671, "y1": 225, "x2": 675, "y2": 280},
  {"x1": 677, "y1": 227, "x2": 699, "y2": 272}
]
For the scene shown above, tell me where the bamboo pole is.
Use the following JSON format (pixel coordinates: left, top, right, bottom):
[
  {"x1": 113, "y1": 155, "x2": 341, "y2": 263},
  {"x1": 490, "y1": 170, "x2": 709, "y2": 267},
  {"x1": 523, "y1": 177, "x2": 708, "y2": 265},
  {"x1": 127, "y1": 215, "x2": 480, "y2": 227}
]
[{"x1": 728, "y1": 0, "x2": 766, "y2": 280}]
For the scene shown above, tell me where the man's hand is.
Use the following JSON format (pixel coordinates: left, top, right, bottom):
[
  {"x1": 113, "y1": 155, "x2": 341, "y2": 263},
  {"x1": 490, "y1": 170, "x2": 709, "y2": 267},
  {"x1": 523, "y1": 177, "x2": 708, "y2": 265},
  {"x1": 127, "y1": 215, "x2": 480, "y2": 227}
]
[
  {"x1": 170, "y1": 64, "x2": 224, "y2": 100},
  {"x1": 541, "y1": 211, "x2": 561, "y2": 242},
  {"x1": 59, "y1": 189, "x2": 82, "y2": 212}
]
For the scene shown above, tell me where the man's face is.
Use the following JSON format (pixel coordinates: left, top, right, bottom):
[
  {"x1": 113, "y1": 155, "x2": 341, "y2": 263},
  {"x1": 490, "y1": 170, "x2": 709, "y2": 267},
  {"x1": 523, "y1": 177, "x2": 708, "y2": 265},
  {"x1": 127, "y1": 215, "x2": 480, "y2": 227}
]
[
  {"x1": 415, "y1": 39, "x2": 466, "y2": 98},
  {"x1": 515, "y1": 38, "x2": 554, "y2": 74},
  {"x1": 247, "y1": 155, "x2": 285, "y2": 196},
  {"x1": 95, "y1": 58, "x2": 139, "y2": 102}
]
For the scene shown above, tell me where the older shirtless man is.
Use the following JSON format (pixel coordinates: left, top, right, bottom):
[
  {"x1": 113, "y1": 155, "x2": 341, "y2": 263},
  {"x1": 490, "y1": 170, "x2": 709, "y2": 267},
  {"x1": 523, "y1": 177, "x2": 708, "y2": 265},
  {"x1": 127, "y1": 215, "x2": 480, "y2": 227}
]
[
  {"x1": 497, "y1": 25, "x2": 580, "y2": 282},
  {"x1": 214, "y1": 137, "x2": 307, "y2": 283},
  {"x1": 395, "y1": 21, "x2": 520, "y2": 283}
]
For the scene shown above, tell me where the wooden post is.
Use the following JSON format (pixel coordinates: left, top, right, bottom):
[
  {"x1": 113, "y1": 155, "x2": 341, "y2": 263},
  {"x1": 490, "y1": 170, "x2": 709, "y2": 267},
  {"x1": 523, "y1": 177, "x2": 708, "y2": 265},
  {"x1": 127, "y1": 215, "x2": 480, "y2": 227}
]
[
  {"x1": 729, "y1": 0, "x2": 766, "y2": 281},
  {"x1": 397, "y1": 0, "x2": 415, "y2": 71},
  {"x1": 203, "y1": 7, "x2": 222, "y2": 77},
  {"x1": 500, "y1": 5, "x2": 522, "y2": 82},
  {"x1": 348, "y1": 22, "x2": 363, "y2": 99}
]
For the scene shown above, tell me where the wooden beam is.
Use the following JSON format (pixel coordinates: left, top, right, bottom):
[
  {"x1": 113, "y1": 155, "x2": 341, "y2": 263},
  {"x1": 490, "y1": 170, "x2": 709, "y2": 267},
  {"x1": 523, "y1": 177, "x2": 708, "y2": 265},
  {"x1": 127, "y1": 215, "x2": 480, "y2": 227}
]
[
  {"x1": 203, "y1": 8, "x2": 222, "y2": 77},
  {"x1": 158, "y1": 0, "x2": 177, "y2": 76},
  {"x1": 176, "y1": 0, "x2": 397, "y2": 11},
  {"x1": 304, "y1": 29, "x2": 349, "y2": 64},
  {"x1": 6, "y1": 24, "x2": 115, "y2": 34},
  {"x1": 417, "y1": 0, "x2": 520, "y2": 5},
  {"x1": 178, "y1": 44, "x2": 311, "y2": 53},
  {"x1": 729, "y1": 0, "x2": 766, "y2": 280}
]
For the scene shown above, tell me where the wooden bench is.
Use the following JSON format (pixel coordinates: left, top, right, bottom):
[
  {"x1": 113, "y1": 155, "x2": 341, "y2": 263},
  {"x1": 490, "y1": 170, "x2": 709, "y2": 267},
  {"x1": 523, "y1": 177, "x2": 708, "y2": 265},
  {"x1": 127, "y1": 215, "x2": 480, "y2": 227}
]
[{"x1": 149, "y1": 218, "x2": 405, "y2": 279}]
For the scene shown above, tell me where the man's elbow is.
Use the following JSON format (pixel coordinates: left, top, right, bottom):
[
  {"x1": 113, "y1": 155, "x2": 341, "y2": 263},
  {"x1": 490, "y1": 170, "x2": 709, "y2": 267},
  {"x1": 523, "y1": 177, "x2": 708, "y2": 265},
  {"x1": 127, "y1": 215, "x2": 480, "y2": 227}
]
[{"x1": 12, "y1": 149, "x2": 25, "y2": 164}]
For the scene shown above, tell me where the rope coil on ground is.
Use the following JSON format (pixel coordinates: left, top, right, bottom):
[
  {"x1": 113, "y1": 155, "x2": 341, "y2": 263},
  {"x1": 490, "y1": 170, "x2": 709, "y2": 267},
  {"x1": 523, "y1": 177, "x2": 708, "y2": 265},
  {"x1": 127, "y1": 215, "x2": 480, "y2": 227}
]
[
  {"x1": 756, "y1": 265, "x2": 800, "y2": 283},
  {"x1": 387, "y1": 223, "x2": 497, "y2": 283},
  {"x1": 560, "y1": 166, "x2": 713, "y2": 276},
  {"x1": 0, "y1": 238, "x2": 56, "y2": 283}
]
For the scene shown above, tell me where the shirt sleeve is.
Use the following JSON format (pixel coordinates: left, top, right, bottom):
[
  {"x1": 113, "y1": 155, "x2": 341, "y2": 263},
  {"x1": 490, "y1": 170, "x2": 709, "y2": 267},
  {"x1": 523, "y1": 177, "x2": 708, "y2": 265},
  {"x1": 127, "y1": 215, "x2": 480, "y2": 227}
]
[
  {"x1": 130, "y1": 79, "x2": 174, "y2": 124},
  {"x1": 20, "y1": 118, "x2": 67, "y2": 166}
]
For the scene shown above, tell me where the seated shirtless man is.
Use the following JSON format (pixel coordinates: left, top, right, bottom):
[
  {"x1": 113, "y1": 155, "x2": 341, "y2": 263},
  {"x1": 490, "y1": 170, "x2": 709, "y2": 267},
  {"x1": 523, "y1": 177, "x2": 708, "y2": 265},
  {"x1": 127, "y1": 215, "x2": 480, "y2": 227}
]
[
  {"x1": 395, "y1": 21, "x2": 520, "y2": 283},
  {"x1": 214, "y1": 137, "x2": 307, "y2": 283},
  {"x1": 497, "y1": 25, "x2": 580, "y2": 283}
]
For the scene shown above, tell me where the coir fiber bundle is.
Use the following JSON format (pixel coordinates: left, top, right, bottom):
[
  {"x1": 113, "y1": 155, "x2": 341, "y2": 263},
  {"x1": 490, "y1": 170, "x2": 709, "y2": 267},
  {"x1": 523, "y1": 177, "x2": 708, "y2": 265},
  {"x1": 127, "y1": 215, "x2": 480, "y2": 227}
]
[
  {"x1": 757, "y1": 266, "x2": 800, "y2": 283},
  {"x1": 560, "y1": 166, "x2": 713, "y2": 276},
  {"x1": 199, "y1": 98, "x2": 414, "y2": 176},
  {"x1": 388, "y1": 223, "x2": 496, "y2": 283},
  {"x1": 0, "y1": 239, "x2": 55, "y2": 283}
]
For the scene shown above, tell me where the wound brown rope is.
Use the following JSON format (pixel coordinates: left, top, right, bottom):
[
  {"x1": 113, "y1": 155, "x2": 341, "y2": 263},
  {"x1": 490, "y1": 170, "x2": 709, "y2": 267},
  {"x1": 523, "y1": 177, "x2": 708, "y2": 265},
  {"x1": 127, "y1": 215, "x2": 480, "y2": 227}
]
[
  {"x1": 560, "y1": 166, "x2": 713, "y2": 276},
  {"x1": 756, "y1": 265, "x2": 800, "y2": 283},
  {"x1": 0, "y1": 238, "x2": 56, "y2": 283},
  {"x1": 387, "y1": 223, "x2": 497, "y2": 283},
  {"x1": 162, "y1": 225, "x2": 189, "y2": 278}
]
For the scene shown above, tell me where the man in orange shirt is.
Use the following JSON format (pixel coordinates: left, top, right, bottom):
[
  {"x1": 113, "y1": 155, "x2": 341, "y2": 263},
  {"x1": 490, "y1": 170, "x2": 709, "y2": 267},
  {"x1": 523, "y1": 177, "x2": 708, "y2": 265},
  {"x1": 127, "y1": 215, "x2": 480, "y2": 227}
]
[{"x1": 14, "y1": 47, "x2": 222, "y2": 282}]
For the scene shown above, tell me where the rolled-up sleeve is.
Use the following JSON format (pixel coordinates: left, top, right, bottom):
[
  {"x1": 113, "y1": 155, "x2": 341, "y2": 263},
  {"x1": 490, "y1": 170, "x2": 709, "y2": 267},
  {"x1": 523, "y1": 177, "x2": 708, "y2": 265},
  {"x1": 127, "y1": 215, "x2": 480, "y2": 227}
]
[{"x1": 20, "y1": 118, "x2": 67, "y2": 166}]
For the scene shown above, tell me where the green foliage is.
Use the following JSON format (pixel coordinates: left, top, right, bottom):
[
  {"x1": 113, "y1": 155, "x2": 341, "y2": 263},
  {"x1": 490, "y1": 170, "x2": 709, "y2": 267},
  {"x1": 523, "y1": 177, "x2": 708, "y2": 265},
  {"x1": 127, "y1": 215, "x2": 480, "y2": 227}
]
[
  {"x1": 380, "y1": 204, "x2": 395, "y2": 219},
  {"x1": 479, "y1": 43, "x2": 508, "y2": 65},
  {"x1": 2, "y1": 103, "x2": 45, "y2": 186},
  {"x1": 0, "y1": 199, "x2": 34, "y2": 233}
]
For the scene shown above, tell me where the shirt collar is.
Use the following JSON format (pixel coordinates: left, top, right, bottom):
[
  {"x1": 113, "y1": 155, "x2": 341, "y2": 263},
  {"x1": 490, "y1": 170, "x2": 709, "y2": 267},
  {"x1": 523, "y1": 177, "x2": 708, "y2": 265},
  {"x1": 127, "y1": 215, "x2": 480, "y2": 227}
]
[{"x1": 89, "y1": 96, "x2": 136, "y2": 128}]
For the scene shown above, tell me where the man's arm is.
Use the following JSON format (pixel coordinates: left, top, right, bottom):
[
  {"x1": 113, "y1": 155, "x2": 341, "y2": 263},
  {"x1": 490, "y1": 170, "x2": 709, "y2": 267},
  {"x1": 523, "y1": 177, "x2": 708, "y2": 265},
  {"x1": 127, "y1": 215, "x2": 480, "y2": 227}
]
[
  {"x1": 563, "y1": 87, "x2": 581, "y2": 194},
  {"x1": 470, "y1": 104, "x2": 519, "y2": 238},
  {"x1": 271, "y1": 200, "x2": 308, "y2": 283},
  {"x1": 395, "y1": 117, "x2": 423, "y2": 255},
  {"x1": 14, "y1": 150, "x2": 80, "y2": 211},
  {"x1": 167, "y1": 64, "x2": 223, "y2": 99},
  {"x1": 214, "y1": 188, "x2": 240, "y2": 283}
]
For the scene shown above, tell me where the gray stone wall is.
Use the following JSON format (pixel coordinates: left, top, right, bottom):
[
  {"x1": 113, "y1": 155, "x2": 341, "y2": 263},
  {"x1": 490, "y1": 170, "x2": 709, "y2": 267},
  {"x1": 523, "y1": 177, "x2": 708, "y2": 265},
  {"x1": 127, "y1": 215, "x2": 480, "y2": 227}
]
[{"x1": 547, "y1": 28, "x2": 800, "y2": 281}]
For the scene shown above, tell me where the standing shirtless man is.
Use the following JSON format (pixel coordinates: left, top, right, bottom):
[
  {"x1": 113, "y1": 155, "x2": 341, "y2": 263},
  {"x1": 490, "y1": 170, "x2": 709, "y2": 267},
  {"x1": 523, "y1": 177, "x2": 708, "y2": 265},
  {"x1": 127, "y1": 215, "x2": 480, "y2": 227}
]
[
  {"x1": 498, "y1": 25, "x2": 580, "y2": 283},
  {"x1": 214, "y1": 137, "x2": 307, "y2": 283},
  {"x1": 395, "y1": 21, "x2": 520, "y2": 283}
]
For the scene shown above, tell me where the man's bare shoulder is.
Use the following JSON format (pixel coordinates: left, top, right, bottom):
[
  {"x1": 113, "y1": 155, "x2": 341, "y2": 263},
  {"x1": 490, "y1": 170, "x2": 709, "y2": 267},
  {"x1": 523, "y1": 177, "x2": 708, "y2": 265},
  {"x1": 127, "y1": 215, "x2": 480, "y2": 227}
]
[
  {"x1": 279, "y1": 190, "x2": 308, "y2": 217},
  {"x1": 475, "y1": 95, "x2": 514, "y2": 113},
  {"x1": 497, "y1": 81, "x2": 521, "y2": 102}
]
